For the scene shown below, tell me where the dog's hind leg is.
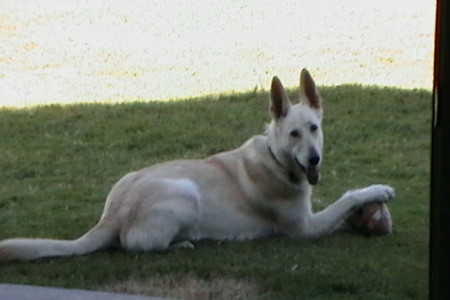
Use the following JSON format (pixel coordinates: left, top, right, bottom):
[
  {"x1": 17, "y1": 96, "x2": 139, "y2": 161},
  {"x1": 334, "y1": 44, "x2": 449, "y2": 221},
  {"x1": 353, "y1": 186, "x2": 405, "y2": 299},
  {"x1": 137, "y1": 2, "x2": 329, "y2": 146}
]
[
  {"x1": 120, "y1": 179, "x2": 200, "y2": 252},
  {"x1": 121, "y1": 208, "x2": 182, "y2": 252}
]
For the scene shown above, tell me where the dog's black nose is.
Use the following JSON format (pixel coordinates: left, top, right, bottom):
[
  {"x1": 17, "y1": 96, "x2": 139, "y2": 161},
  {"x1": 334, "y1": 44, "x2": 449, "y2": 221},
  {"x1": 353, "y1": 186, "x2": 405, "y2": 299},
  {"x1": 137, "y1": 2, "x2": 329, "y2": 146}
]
[{"x1": 309, "y1": 155, "x2": 320, "y2": 166}]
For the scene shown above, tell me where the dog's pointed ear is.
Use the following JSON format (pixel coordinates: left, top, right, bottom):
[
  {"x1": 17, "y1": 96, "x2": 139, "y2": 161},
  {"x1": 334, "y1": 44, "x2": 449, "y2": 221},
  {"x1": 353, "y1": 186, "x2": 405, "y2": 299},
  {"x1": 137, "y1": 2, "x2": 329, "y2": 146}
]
[
  {"x1": 299, "y1": 69, "x2": 321, "y2": 110},
  {"x1": 270, "y1": 76, "x2": 291, "y2": 119}
]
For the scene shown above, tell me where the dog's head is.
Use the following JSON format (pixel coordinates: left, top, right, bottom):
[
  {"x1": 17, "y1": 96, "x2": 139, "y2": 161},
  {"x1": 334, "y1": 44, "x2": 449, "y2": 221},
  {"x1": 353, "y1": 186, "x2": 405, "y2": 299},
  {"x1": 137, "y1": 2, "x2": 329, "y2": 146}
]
[{"x1": 267, "y1": 69, "x2": 323, "y2": 185}]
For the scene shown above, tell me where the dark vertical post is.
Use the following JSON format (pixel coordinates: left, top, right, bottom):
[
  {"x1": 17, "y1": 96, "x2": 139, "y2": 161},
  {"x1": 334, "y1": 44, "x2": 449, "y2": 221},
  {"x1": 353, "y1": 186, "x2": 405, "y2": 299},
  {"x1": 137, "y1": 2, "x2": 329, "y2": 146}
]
[{"x1": 431, "y1": 0, "x2": 450, "y2": 299}]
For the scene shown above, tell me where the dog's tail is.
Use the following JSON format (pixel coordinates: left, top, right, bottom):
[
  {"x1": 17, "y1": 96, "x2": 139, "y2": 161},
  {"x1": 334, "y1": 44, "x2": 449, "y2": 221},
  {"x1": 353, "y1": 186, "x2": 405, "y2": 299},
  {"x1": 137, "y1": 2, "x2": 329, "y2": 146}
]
[{"x1": 0, "y1": 218, "x2": 118, "y2": 263}]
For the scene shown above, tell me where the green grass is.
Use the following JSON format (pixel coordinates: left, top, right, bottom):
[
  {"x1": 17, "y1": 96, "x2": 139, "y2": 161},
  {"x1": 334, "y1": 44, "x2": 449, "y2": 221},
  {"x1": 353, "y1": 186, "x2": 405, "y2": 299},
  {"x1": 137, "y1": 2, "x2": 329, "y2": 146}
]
[{"x1": 0, "y1": 85, "x2": 430, "y2": 299}]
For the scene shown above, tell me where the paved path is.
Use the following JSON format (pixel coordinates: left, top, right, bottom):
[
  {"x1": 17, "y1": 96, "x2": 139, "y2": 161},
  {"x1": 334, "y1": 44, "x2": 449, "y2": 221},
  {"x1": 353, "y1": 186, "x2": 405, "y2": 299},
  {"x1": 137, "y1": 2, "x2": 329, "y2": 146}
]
[
  {"x1": 0, "y1": 1, "x2": 435, "y2": 297},
  {"x1": 0, "y1": 0, "x2": 435, "y2": 107},
  {"x1": 0, "y1": 284, "x2": 175, "y2": 300}
]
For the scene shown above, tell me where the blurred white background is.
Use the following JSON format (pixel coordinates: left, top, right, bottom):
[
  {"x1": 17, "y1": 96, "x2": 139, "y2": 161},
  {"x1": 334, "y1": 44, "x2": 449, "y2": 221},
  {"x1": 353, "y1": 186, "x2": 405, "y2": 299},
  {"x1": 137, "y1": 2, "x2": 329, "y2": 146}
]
[{"x1": 0, "y1": 0, "x2": 435, "y2": 107}]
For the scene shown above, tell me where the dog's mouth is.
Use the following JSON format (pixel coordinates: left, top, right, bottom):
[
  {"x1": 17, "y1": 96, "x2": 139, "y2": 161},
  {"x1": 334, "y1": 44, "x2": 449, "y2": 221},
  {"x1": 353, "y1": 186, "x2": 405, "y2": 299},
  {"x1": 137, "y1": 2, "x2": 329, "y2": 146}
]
[{"x1": 294, "y1": 157, "x2": 319, "y2": 185}]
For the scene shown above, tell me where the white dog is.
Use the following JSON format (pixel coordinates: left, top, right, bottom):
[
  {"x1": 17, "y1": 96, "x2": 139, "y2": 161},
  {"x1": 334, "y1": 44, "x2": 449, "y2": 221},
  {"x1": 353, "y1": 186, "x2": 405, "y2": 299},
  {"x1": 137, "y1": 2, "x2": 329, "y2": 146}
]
[{"x1": 0, "y1": 69, "x2": 394, "y2": 262}]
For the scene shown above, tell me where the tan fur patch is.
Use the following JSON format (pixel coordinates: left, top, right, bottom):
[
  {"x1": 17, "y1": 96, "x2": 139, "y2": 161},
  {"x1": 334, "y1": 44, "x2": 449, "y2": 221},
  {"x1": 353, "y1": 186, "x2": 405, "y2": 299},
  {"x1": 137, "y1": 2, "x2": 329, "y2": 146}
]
[{"x1": 206, "y1": 157, "x2": 236, "y2": 181}]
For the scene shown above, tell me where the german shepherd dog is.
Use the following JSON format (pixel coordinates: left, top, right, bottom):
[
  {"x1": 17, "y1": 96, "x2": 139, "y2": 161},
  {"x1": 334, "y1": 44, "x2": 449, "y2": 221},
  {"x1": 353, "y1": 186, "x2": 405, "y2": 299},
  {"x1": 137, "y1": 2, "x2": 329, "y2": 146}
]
[{"x1": 0, "y1": 69, "x2": 394, "y2": 262}]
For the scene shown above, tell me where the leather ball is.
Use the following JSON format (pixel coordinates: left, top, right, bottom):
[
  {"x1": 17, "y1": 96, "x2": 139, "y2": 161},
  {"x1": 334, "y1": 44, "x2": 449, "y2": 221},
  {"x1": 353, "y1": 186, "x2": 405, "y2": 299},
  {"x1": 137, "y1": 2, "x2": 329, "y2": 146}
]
[{"x1": 346, "y1": 202, "x2": 393, "y2": 236}]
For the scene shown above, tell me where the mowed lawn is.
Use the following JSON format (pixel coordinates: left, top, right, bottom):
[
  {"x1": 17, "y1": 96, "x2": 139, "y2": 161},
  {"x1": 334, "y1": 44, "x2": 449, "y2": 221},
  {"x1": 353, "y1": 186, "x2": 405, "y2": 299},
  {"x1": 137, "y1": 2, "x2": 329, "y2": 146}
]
[{"x1": 0, "y1": 85, "x2": 430, "y2": 300}]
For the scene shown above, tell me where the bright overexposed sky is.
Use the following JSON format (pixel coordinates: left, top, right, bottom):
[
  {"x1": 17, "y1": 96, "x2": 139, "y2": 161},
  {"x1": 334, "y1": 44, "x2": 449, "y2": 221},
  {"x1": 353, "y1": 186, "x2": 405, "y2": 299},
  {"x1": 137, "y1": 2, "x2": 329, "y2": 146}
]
[{"x1": 0, "y1": 0, "x2": 435, "y2": 107}]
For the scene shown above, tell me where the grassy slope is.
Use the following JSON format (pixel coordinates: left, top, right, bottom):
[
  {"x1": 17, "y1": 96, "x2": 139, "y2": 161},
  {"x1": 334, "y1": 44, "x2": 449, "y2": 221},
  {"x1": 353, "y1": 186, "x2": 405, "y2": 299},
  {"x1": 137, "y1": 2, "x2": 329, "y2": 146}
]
[{"x1": 0, "y1": 86, "x2": 430, "y2": 299}]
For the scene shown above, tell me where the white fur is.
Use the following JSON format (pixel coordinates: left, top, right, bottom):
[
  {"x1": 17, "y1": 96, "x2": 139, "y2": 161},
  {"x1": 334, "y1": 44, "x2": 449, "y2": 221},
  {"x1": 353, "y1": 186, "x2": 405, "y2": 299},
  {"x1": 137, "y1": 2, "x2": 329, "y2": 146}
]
[{"x1": 0, "y1": 69, "x2": 394, "y2": 262}]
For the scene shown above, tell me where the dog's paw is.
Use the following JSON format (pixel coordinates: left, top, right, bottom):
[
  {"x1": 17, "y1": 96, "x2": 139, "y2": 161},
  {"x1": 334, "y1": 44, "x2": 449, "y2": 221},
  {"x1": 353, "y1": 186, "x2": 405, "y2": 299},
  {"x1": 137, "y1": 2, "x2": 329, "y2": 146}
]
[
  {"x1": 344, "y1": 184, "x2": 395, "y2": 204},
  {"x1": 169, "y1": 240, "x2": 195, "y2": 250},
  {"x1": 361, "y1": 184, "x2": 395, "y2": 202}
]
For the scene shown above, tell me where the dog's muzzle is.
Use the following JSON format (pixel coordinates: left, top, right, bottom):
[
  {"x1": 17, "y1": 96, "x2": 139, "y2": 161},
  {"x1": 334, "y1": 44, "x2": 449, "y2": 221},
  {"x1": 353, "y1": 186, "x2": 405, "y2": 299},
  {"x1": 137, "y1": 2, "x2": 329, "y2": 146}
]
[{"x1": 294, "y1": 157, "x2": 320, "y2": 185}]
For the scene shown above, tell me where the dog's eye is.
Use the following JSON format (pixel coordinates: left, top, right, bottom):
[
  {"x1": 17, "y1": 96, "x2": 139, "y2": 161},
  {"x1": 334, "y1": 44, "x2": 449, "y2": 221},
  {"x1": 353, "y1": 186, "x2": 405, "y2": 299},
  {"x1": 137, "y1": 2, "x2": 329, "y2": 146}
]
[
  {"x1": 290, "y1": 130, "x2": 301, "y2": 138},
  {"x1": 310, "y1": 124, "x2": 318, "y2": 132}
]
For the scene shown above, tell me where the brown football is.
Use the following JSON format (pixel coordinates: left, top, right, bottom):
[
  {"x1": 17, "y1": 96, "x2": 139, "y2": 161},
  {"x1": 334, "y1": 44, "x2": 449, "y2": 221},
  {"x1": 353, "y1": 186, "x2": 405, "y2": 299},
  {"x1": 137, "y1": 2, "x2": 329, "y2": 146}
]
[{"x1": 345, "y1": 202, "x2": 393, "y2": 236}]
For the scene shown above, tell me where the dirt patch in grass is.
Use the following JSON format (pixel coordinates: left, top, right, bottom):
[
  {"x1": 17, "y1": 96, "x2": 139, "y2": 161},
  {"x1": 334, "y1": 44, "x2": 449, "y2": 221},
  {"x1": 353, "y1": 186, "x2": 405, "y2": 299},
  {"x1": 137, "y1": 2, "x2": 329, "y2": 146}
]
[{"x1": 102, "y1": 275, "x2": 262, "y2": 300}]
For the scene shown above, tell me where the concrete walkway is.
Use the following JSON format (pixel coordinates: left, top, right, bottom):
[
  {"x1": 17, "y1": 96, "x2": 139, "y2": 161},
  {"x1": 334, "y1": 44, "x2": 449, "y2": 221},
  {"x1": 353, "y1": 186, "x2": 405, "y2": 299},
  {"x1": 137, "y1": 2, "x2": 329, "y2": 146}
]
[
  {"x1": 0, "y1": 284, "x2": 174, "y2": 300},
  {"x1": 0, "y1": 0, "x2": 435, "y2": 107}
]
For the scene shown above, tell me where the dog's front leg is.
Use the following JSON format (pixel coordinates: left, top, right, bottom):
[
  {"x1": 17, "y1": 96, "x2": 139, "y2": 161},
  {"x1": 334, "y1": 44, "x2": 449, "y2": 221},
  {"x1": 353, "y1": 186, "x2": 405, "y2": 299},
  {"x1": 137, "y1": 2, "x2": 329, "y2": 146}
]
[{"x1": 294, "y1": 184, "x2": 395, "y2": 238}]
